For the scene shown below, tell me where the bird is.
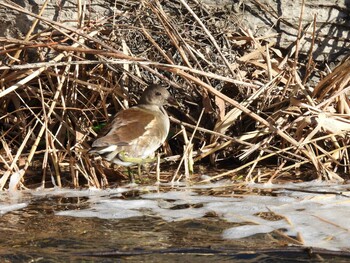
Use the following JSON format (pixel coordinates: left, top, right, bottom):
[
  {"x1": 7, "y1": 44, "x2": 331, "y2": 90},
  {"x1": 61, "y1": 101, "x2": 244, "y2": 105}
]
[{"x1": 89, "y1": 84, "x2": 176, "y2": 169}]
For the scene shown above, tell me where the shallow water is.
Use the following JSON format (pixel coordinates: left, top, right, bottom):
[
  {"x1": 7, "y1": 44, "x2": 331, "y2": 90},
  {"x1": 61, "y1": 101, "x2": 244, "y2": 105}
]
[{"x1": 1, "y1": 181, "x2": 350, "y2": 262}]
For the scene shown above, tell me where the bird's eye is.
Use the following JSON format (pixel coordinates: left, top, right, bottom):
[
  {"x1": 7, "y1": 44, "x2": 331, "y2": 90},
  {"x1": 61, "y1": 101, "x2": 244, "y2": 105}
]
[{"x1": 155, "y1": 92, "x2": 161, "y2": 96}]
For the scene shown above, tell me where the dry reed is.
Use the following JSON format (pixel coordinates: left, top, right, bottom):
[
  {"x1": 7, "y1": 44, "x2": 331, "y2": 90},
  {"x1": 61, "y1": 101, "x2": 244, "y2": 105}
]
[{"x1": 0, "y1": 0, "x2": 349, "y2": 189}]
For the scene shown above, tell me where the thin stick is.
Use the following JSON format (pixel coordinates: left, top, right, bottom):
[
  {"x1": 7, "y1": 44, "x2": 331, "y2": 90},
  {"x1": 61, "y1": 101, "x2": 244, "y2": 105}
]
[
  {"x1": 172, "y1": 108, "x2": 204, "y2": 183},
  {"x1": 178, "y1": 0, "x2": 238, "y2": 78}
]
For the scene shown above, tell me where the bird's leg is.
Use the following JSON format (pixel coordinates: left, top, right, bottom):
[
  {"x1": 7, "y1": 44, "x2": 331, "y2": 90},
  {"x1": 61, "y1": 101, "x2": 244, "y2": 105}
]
[
  {"x1": 156, "y1": 152, "x2": 160, "y2": 184},
  {"x1": 127, "y1": 167, "x2": 135, "y2": 184},
  {"x1": 118, "y1": 152, "x2": 162, "y2": 183},
  {"x1": 138, "y1": 164, "x2": 142, "y2": 177}
]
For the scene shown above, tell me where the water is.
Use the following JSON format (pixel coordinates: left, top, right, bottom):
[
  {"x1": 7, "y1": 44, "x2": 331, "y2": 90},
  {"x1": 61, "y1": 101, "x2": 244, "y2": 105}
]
[{"x1": 1, "y1": 181, "x2": 350, "y2": 262}]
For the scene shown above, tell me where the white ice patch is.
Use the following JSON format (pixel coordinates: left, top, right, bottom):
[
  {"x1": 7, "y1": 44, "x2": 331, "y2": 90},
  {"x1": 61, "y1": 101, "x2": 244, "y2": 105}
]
[
  {"x1": 223, "y1": 224, "x2": 277, "y2": 239},
  {"x1": 0, "y1": 203, "x2": 27, "y2": 216},
  {"x1": 153, "y1": 206, "x2": 208, "y2": 222},
  {"x1": 29, "y1": 187, "x2": 129, "y2": 198},
  {"x1": 39, "y1": 181, "x2": 350, "y2": 251},
  {"x1": 0, "y1": 190, "x2": 28, "y2": 215},
  {"x1": 57, "y1": 205, "x2": 144, "y2": 219},
  {"x1": 57, "y1": 199, "x2": 159, "y2": 219}
]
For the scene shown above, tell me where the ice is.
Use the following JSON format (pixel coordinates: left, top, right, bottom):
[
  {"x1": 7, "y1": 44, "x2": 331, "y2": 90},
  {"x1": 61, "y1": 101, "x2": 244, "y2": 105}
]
[
  {"x1": 57, "y1": 207, "x2": 143, "y2": 219},
  {"x1": 54, "y1": 182, "x2": 350, "y2": 251},
  {"x1": 152, "y1": 206, "x2": 208, "y2": 222},
  {"x1": 8, "y1": 170, "x2": 23, "y2": 192},
  {"x1": 57, "y1": 199, "x2": 159, "y2": 219},
  {"x1": 0, "y1": 203, "x2": 27, "y2": 216},
  {"x1": 96, "y1": 199, "x2": 158, "y2": 209},
  {"x1": 2, "y1": 181, "x2": 350, "y2": 251},
  {"x1": 29, "y1": 187, "x2": 129, "y2": 198},
  {"x1": 223, "y1": 224, "x2": 276, "y2": 239},
  {"x1": 142, "y1": 190, "x2": 234, "y2": 203},
  {"x1": 141, "y1": 190, "x2": 196, "y2": 200},
  {"x1": 0, "y1": 190, "x2": 28, "y2": 216}
]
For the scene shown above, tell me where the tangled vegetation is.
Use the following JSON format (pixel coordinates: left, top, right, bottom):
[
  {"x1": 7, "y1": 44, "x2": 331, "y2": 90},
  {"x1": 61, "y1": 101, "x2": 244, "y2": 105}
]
[{"x1": 0, "y1": 0, "x2": 349, "y2": 189}]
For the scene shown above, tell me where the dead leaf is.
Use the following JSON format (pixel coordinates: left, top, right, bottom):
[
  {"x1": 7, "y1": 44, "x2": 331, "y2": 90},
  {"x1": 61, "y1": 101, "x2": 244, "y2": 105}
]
[{"x1": 215, "y1": 95, "x2": 226, "y2": 121}]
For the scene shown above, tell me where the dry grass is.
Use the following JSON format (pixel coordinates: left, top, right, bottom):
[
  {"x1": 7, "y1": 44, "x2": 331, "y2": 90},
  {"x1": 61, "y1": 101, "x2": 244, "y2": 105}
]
[{"x1": 0, "y1": 0, "x2": 349, "y2": 189}]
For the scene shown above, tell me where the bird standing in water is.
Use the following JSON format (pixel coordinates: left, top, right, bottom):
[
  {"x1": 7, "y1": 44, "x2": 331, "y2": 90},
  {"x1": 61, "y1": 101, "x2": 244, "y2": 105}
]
[{"x1": 89, "y1": 84, "x2": 176, "y2": 178}]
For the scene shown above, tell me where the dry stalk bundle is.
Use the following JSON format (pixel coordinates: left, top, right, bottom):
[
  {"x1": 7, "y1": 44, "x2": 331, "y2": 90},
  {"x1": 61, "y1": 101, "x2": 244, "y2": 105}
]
[{"x1": 0, "y1": 0, "x2": 349, "y2": 189}]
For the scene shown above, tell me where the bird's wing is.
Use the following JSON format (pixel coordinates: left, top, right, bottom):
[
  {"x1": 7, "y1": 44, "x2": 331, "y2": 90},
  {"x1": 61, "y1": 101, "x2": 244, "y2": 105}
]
[{"x1": 91, "y1": 107, "x2": 156, "y2": 148}]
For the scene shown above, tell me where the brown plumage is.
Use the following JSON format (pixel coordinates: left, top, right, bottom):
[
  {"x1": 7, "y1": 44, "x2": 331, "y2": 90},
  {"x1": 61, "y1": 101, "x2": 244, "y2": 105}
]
[{"x1": 89, "y1": 84, "x2": 176, "y2": 166}]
